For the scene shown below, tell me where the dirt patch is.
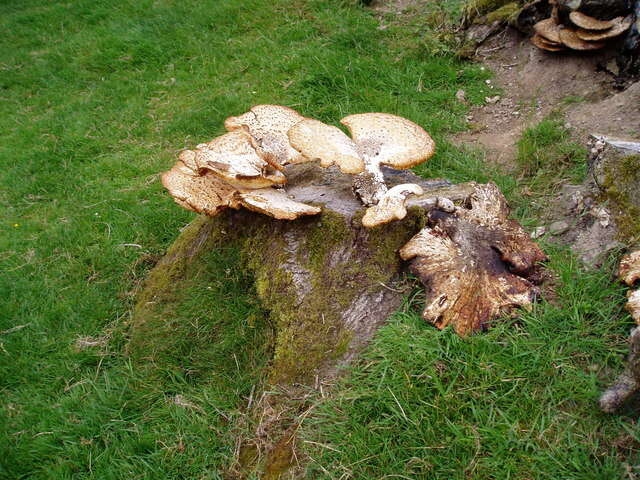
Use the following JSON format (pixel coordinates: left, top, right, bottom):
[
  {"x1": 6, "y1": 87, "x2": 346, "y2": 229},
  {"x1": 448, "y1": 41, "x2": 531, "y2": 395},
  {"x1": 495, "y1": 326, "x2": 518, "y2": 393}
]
[
  {"x1": 568, "y1": 80, "x2": 640, "y2": 138},
  {"x1": 372, "y1": 0, "x2": 638, "y2": 167},
  {"x1": 454, "y1": 28, "x2": 624, "y2": 166}
]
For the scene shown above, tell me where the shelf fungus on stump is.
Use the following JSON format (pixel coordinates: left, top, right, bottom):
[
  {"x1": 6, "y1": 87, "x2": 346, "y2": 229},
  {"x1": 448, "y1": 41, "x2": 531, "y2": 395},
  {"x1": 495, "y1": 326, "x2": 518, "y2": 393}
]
[
  {"x1": 530, "y1": 7, "x2": 633, "y2": 52},
  {"x1": 399, "y1": 183, "x2": 547, "y2": 336},
  {"x1": 162, "y1": 128, "x2": 320, "y2": 220},
  {"x1": 289, "y1": 113, "x2": 435, "y2": 206}
]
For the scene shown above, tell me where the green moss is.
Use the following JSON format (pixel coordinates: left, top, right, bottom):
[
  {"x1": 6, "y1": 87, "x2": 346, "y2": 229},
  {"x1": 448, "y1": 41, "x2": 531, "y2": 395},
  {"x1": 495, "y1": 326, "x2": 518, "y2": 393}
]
[
  {"x1": 486, "y1": 2, "x2": 520, "y2": 23},
  {"x1": 129, "y1": 205, "x2": 424, "y2": 386},
  {"x1": 127, "y1": 213, "x2": 273, "y2": 386},
  {"x1": 463, "y1": 0, "x2": 515, "y2": 23},
  {"x1": 601, "y1": 154, "x2": 640, "y2": 244}
]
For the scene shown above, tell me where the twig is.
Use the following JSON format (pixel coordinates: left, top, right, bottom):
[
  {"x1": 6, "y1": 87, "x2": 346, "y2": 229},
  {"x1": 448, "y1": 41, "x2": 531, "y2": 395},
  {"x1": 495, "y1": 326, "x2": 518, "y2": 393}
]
[{"x1": 1, "y1": 323, "x2": 31, "y2": 335}]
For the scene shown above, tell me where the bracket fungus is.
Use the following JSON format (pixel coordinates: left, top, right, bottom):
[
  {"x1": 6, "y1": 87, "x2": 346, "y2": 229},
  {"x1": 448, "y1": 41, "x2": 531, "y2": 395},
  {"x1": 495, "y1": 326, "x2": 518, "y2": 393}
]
[
  {"x1": 530, "y1": 6, "x2": 633, "y2": 51},
  {"x1": 224, "y1": 104, "x2": 307, "y2": 170},
  {"x1": 162, "y1": 116, "x2": 320, "y2": 221},
  {"x1": 399, "y1": 183, "x2": 547, "y2": 336},
  {"x1": 620, "y1": 250, "x2": 640, "y2": 323},
  {"x1": 289, "y1": 113, "x2": 435, "y2": 206},
  {"x1": 343, "y1": 113, "x2": 436, "y2": 206}
]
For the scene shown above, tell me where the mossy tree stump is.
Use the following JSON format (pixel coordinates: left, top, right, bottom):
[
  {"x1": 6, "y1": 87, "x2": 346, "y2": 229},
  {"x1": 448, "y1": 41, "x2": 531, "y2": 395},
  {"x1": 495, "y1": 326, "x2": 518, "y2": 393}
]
[{"x1": 129, "y1": 165, "x2": 476, "y2": 385}]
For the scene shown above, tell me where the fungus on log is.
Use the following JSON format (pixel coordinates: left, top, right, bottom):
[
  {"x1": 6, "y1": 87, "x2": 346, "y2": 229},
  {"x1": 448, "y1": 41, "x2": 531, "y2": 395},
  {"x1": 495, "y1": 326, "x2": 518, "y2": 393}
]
[
  {"x1": 287, "y1": 118, "x2": 365, "y2": 174},
  {"x1": 290, "y1": 113, "x2": 436, "y2": 206},
  {"x1": 399, "y1": 183, "x2": 547, "y2": 336},
  {"x1": 576, "y1": 15, "x2": 633, "y2": 40},
  {"x1": 343, "y1": 113, "x2": 436, "y2": 206},
  {"x1": 224, "y1": 104, "x2": 307, "y2": 170},
  {"x1": 599, "y1": 250, "x2": 640, "y2": 413},
  {"x1": 528, "y1": 0, "x2": 634, "y2": 52},
  {"x1": 569, "y1": 11, "x2": 624, "y2": 29},
  {"x1": 162, "y1": 126, "x2": 320, "y2": 221}
]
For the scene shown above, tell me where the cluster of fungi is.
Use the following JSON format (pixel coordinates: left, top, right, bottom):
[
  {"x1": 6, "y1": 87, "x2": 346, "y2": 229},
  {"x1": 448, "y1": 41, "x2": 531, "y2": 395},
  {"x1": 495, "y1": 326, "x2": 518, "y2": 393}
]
[
  {"x1": 530, "y1": 0, "x2": 634, "y2": 51},
  {"x1": 162, "y1": 105, "x2": 546, "y2": 336}
]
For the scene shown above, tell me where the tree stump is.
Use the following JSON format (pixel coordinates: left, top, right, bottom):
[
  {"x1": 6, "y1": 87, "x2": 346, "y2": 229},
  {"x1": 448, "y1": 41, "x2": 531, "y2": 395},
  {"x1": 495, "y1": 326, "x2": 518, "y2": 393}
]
[{"x1": 128, "y1": 164, "x2": 477, "y2": 385}]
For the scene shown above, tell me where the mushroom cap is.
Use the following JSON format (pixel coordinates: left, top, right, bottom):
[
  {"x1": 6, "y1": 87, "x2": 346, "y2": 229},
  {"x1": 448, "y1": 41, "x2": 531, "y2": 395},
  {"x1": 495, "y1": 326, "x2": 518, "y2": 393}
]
[
  {"x1": 237, "y1": 188, "x2": 321, "y2": 220},
  {"x1": 533, "y1": 18, "x2": 562, "y2": 43},
  {"x1": 531, "y1": 33, "x2": 566, "y2": 51},
  {"x1": 178, "y1": 149, "x2": 200, "y2": 174},
  {"x1": 194, "y1": 130, "x2": 287, "y2": 189},
  {"x1": 559, "y1": 26, "x2": 605, "y2": 49},
  {"x1": 361, "y1": 183, "x2": 424, "y2": 228},
  {"x1": 340, "y1": 113, "x2": 435, "y2": 170},
  {"x1": 569, "y1": 12, "x2": 622, "y2": 30},
  {"x1": 224, "y1": 105, "x2": 306, "y2": 168},
  {"x1": 161, "y1": 162, "x2": 239, "y2": 216},
  {"x1": 575, "y1": 16, "x2": 633, "y2": 41},
  {"x1": 287, "y1": 119, "x2": 365, "y2": 174},
  {"x1": 619, "y1": 250, "x2": 640, "y2": 286}
]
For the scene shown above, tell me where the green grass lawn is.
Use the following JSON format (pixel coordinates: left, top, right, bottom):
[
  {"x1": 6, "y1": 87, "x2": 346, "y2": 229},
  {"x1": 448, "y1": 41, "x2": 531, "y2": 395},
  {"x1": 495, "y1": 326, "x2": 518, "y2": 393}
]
[{"x1": 1, "y1": 0, "x2": 638, "y2": 478}]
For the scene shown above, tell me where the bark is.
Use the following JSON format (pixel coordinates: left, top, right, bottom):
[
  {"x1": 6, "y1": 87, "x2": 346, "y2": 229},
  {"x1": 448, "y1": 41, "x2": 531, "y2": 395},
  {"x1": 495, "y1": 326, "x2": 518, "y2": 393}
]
[
  {"x1": 617, "y1": 0, "x2": 640, "y2": 80},
  {"x1": 600, "y1": 327, "x2": 640, "y2": 412}
]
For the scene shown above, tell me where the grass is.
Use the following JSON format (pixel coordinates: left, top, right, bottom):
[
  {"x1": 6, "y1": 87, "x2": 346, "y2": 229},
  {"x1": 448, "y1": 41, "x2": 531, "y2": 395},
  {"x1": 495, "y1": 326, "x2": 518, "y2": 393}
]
[
  {"x1": 0, "y1": 0, "x2": 637, "y2": 478},
  {"x1": 302, "y1": 248, "x2": 636, "y2": 479}
]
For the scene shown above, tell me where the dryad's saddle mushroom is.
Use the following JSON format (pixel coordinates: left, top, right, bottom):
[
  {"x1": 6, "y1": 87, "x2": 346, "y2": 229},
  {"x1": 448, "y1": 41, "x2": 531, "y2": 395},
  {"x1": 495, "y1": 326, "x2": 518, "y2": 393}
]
[
  {"x1": 289, "y1": 112, "x2": 435, "y2": 207},
  {"x1": 529, "y1": 4, "x2": 633, "y2": 52},
  {"x1": 162, "y1": 107, "x2": 321, "y2": 221}
]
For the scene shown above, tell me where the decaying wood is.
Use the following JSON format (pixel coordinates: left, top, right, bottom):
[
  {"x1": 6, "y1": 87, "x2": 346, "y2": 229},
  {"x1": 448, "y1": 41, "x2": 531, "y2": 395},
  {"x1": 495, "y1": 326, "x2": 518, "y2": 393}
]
[
  {"x1": 399, "y1": 183, "x2": 547, "y2": 336},
  {"x1": 617, "y1": 0, "x2": 640, "y2": 79},
  {"x1": 600, "y1": 250, "x2": 640, "y2": 413}
]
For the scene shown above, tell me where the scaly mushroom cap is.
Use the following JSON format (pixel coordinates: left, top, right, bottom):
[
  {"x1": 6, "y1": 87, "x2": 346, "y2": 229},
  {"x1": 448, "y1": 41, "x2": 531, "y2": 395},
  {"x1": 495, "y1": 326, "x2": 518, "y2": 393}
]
[
  {"x1": 620, "y1": 251, "x2": 640, "y2": 287},
  {"x1": 161, "y1": 161, "x2": 239, "y2": 216},
  {"x1": 224, "y1": 105, "x2": 306, "y2": 169},
  {"x1": 559, "y1": 26, "x2": 606, "y2": 50},
  {"x1": 534, "y1": 18, "x2": 563, "y2": 43},
  {"x1": 531, "y1": 33, "x2": 567, "y2": 51},
  {"x1": 361, "y1": 184, "x2": 424, "y2": 228},
  {"x1": 576, "y1": 16, "x2": 633, "y2": 41},
  {"x1": 569, "y1": 12, "x2": 623, "y2": 30},
  {"x1": 192, "y1": 130, "x2": 286, "y2": 189},
  {"x1": 287, "y1": 119, "x2": 365, "y2": 174},
  {"x1": 340, "y1": 113, "x2": 436, "y2": 170},
  {"x1": 237, "y1": 188, "x2": 321, "y2": 220},
  {"x1": 399, "y1": 183, "x2": 546, "y2": 336}
]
